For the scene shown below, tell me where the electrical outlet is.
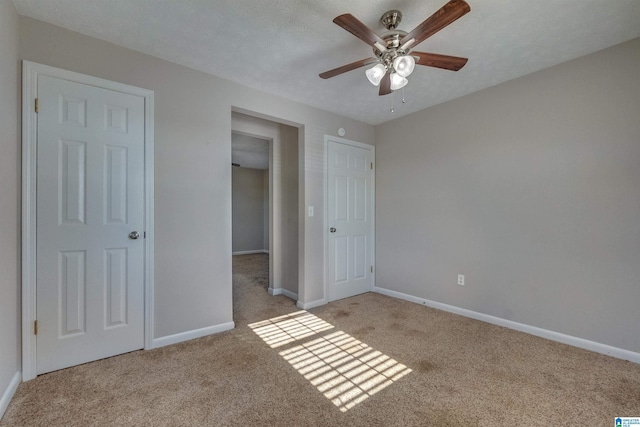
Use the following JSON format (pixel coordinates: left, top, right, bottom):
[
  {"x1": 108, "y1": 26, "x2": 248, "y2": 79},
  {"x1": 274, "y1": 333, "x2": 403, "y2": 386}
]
[{"x1": 457, "y1": 274, "x2": 465, "y2": 286}]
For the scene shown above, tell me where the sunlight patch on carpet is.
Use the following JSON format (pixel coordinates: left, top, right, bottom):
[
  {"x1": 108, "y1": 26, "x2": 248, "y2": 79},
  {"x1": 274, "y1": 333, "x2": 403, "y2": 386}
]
[
  {"x1": 250, "y1": 311, "x2": 412, "y2": 412},
  {"x1": 248, "y1": 311, "x2": 334, "y2": 348}
]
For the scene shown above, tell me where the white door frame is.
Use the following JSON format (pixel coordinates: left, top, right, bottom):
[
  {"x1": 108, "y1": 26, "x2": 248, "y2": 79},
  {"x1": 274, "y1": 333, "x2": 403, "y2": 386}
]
[
  {"x1": 21, "y1": 61, "x2": 155, "y2": 381},
  {"x1": 324, "y1": 135, "x2": 376, "y2": 302}
]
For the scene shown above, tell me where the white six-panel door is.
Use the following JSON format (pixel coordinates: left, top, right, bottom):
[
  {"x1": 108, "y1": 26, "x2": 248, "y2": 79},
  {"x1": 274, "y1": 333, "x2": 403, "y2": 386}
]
[
  {"x1": 327, "y1": 140, "x2": 374, "y2": 301},
  {"x1": 36, "y1": 75, "x2": 145, "y2": 374}
]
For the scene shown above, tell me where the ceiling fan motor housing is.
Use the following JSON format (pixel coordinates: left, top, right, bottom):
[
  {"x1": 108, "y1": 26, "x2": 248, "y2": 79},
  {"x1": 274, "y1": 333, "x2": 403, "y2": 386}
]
[{"x1": 380, "y1": 10, "x2": 402, "y2": 30}]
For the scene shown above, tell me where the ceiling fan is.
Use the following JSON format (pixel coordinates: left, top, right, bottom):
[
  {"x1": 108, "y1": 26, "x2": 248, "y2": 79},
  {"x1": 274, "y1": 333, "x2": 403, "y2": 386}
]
[{"x1": 319, "y1": 0, "x2": 470, "y2": 96}]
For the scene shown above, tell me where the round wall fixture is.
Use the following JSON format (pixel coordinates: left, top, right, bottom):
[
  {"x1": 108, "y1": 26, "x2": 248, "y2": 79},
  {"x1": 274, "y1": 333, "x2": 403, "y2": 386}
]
[{"x1": 338, "y1": 127, "x2": 346, "y2": 137}]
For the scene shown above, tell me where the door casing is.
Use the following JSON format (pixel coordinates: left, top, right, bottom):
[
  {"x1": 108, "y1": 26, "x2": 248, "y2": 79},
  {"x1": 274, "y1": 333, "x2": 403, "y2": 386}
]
[
  {"x1": 324, "y1": 135, "x2": 376, "y2": 302},
  {"x1": 21, "y1": 61, "x2": 155, "y2": 381}
]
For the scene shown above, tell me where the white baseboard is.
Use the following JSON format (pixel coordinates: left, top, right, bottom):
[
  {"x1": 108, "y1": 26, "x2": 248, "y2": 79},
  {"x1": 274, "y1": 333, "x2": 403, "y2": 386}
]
[
  {"x1": 268, "y1": 287, "x2": 298, "y2": 301},
  {"x1": 373, "y1": 286, "x2": 640, "y2": 364},
  {"x1": 232, "y1": 250, "x2": 269, "y2": 255},
  {"x1": 151, "y1": 322, "x2": 235, "y2": 349},
  {"x1": 297, "y1": 298, "x2": 327, "y2": 310},
  {"x1": 0, "y1": 371, "x2": 21, "y2": 421},
  {"x1": 281, "y1": 288, "x2": 298, "y2": 301}
]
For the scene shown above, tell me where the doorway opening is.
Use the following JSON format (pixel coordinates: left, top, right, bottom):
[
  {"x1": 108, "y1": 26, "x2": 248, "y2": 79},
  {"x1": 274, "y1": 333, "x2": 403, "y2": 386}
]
[{"x1": 231, "y1": 112, "x2": 301, "y2": 322}]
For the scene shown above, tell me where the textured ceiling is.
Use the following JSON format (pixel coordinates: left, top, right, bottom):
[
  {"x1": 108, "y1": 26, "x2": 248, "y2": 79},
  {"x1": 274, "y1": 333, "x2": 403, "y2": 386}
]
[
  {"x1": 13, "y1": 0, "x2": 640, "y2": 125},
  {"x1": 232, "y1": 133, "x2": 269, "y2": 170}
]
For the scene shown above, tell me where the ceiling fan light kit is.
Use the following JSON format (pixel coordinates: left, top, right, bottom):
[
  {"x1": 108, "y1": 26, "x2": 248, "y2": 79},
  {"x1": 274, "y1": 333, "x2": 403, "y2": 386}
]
[{"x1": 320, "y1": 0, "x2": 471, "y2": 105}]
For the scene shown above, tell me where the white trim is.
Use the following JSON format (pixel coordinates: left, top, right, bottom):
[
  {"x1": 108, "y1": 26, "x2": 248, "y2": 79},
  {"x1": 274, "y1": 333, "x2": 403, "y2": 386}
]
[
  {"x1": 280, "y1": 288, "x2": 298, "y2": 301},
  {"x1": 373, "y1": 286, "x2": 640, "y2": 364},
  {"x1": 324, "y1": 135, "x2": 376, "y2": 303},
  {"x1": 21, "y1": 61, "x2": 155, "y2": 381},
  {"x1": 268, "y1": 287, "x2": 298, "y2": 301},
  {"x1": 232, "y1": 249, "x2": 269, "y2": 255},
  {"x1": 297, "y1": 126, "x2": 305, "y2": 309},
  {"x1": 325, "y1": 134, "x2": 376, "y2": 151},
  {"x1": 0, "y1": 372, "x2": 21, "y2": 420},
  {"x1": 322, "y1": 137, "x2": 328, "y2": 305},
  {"x1": 21, "y1": 61, "x2": 38, "y2": 382},
  {"x1": 370, "y1": 145, "x2": 376, "y2": 291},
  {"x1": 296, "y1": 298, "x2": 327, "y2": 310},
  {"x1": 151, "y1": 322, "x2": 235, "y2": 348},
  {"x1": 143, "y1": 91, "x2": 155, "y2": 352},
  {"x1": 268, "y1": 134, "x2": 276, "y2": 294}
]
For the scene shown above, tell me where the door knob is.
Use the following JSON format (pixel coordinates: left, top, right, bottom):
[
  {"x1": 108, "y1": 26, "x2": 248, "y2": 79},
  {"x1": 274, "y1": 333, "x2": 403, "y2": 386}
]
[
  {"x1": 330, "y1": 227, "x2": 336, "y2": 233},
  {"x1": 128, "y1": 231, "x2": 140, "y2": 240}
]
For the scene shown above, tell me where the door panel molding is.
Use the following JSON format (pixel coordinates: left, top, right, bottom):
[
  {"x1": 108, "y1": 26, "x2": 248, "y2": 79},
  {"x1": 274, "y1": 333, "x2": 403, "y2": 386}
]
[
  {"x1": 21, "y1": 61, "x2": 155, "y2": 381},
  {"x1": 324, "y1": 135, "x2": 375, "y2": 303}
]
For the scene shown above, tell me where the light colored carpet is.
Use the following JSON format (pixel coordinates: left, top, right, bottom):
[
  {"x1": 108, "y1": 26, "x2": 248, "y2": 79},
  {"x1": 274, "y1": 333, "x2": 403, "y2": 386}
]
[{"x1": 2, "y1": 253, "x2": 639, "y2": 426}]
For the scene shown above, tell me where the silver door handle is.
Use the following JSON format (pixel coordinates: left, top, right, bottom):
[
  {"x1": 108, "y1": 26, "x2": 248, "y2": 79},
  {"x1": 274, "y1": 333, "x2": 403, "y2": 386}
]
[
  {"x1": 129, "y1": 231, "x2": 140, "y2": 240},
  {"x1": 330, "y1": 227, "x2": 336, "y2": 233}
]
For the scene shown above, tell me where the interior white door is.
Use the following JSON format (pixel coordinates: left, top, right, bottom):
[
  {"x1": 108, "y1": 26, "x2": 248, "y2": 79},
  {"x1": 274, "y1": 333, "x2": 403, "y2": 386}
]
[
  {"x1": 327, "y1": 140, "x2": 374, "y2": 301},
  {"x1": 36, "y1": 75, "x2": 145, "y2": 374}
]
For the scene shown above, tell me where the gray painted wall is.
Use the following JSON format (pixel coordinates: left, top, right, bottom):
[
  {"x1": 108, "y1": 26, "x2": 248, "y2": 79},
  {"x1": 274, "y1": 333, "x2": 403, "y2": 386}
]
[
  {"x1": 0, "y1": 0, "x2": 20, "y2": 407},
  {"x1": 375, "y1": 38, "x2": 640, "y2": 353},
  {"x1": 19, "y1": 16, "x2": 374, "y2": 338},
  {"x1": 232, "y1": 167, "x2": 267, "y2": 252}
]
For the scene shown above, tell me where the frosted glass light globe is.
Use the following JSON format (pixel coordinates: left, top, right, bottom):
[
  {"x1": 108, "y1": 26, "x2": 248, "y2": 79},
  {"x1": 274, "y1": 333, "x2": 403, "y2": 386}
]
[
  {"x1": 389, "y1": 72, "x2": 408, "y2": 90},
  {"x1": 365, "y1": 64, "x2": 386, "y2": 86},
  {"x1": 393, "y1": 55, "x2": 415, "y2": 78}
]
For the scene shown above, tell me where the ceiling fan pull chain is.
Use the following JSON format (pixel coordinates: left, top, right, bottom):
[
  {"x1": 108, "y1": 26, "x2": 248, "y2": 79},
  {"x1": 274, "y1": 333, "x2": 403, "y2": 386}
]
[
  {"x1": 390, "y1": 91, "x2": 395, "y2": 113},
  {"x1": 402, "y1": 86, "x2": 406, "y2": 104}
]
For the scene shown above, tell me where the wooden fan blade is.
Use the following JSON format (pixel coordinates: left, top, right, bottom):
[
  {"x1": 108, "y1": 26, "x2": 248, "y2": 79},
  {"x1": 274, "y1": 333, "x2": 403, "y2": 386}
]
[
  {"x1": 400, "y1": 0, "x2": 470, "y2": 47},
  {"x1": 319, "y1": 58, "x2": 378, "y2": 79},
  {"x1": 412, "y1": 51, "x2": 468, "y2": 71},
  {"x1": 379, "y1": 73, "x2": 392, "y2": 96},
  {"x1": 333, "y1": 14, "x2": 386, "y2": 47}
]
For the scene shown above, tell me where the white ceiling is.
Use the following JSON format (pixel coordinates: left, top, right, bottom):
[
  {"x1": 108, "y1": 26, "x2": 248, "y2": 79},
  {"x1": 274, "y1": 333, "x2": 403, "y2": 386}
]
[
  {"x1": 232, "y1": 133, "x2": 269, "y2": 170},
  {"x1": 14, "y1": 0, "x2": 640, "y2": 125}
]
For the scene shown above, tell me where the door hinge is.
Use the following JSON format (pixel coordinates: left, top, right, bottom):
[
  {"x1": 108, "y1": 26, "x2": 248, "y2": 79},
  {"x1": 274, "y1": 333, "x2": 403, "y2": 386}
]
[
  {"x1": 370, "y1": 162, "x2": 373, "y2": 170},
  {"x1": 370, "y1": 265, "x2": 373, "y2": 273},
  {"x1": 34, "y1": 320, "x2": 38, "y2": 335},
  {"x1": 34, "y1": 98, "x2": 38, "y2": 113},
  {"x1": 144, "y1": 232, "x2": 146, "y2": 238}
]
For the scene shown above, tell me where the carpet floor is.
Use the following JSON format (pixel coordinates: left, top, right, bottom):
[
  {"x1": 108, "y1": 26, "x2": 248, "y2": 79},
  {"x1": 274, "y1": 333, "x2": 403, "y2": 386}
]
[{"x1": 2, "y1": 253, "x2": 639, "y2": 426}]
